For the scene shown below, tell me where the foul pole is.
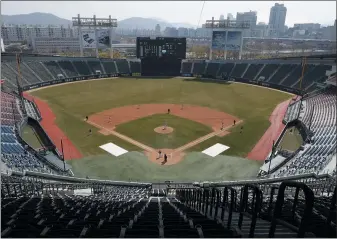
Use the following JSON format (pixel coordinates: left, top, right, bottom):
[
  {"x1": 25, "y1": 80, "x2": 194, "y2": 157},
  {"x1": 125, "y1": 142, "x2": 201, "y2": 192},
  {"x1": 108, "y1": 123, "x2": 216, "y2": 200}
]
[
  {"x1": 299, "y1": 57, "x2": 307, "y2": 93},
  {"x1": 15, "y1": 54, "x2": 27, "y2": 115}
]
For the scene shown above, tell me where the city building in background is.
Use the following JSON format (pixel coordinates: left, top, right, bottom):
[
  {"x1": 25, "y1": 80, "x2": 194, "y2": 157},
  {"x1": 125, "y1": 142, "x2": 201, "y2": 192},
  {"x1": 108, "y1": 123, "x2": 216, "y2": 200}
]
[
  {"x1": 1, "y1": 38, "x2": 4, "y2": 52},
  {"x1": 236, "y1": 11, "x2": 257, "y2": 37},
  {"x1": 31, "y1": 37, "x2": 80, "y2": 54},
  {"x1": 268, "y1": 3, "x2": 287, "y2": 37},
  {"x1": 1, "y1": 4, "x2": 336, "y2": 57},
  {"x1": 252, "y1": 22, "x2": 269, "y2": 38},
  {"x1": 1, "y1": 24, "x2": 77, "y2": 44},
  {"x1": 227, "y1": 13, "x2": 235, "y2": 21},
  {"x1": 155, "y1": 24, "x2": 161, "y2": 36},
  {"x1": 294, "y1": 23, "x2": 321, "y2": 32}
]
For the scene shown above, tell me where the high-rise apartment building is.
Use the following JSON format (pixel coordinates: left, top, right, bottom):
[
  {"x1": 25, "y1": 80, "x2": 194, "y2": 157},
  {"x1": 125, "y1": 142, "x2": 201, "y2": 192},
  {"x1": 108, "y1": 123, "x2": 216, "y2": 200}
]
[
  {"x1": 268, "y1": 3, "x2": 287, "y2": 36},
  {"x1": 155, "y1": 24, "x2": 161, "y2": 36},
  {"x1": 227, "y1": 13, "x2": 235, "y2": 21},
  {"x1": 236, "y1": 11, "x2": 257, "y2": 37},
  {"x1": 1, "y1": 24, "x2": 77, "y2": 44}
]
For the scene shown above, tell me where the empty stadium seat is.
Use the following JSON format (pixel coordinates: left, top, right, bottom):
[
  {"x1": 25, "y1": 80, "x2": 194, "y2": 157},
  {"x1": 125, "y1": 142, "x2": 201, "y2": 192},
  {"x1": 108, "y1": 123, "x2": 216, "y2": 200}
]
[
  {"x1": 72, "y1": 61, "x2": 92, "y2": 76},
  {"x1": 58, "y1": 61, "x2": 79, "y2": 78},
  {"x1": 242, "y1": 64, "x2": 263, "y2": 80},
  {"x1": 181, "y1": 62, "x2": 193, "y2": 74},
  {"x1": 101, "y1": 61, "x2": 117, "y2": 74},
  {"x1": 217, "y1": 63, "x2": 235, "y2": 79},
  {"x1": 192, "y1": 62, "x2": 206, "y2": 76},
  {"x1": 230, "y1": 63, "x2": 248, "y2": 78}
]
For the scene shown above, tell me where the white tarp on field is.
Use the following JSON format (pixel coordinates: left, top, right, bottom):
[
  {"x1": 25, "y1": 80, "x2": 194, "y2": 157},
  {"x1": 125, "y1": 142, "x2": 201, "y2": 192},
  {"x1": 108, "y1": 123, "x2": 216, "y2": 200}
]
[
  {"x1": 202, "y1": 143, "x2": 230, "y2": 157},
  {"x1": 99, "y1": 142, "x2": 128, "y2": 157},
  {"x1": 74, "y1": 188, "x2": 92, "y2": 196}
]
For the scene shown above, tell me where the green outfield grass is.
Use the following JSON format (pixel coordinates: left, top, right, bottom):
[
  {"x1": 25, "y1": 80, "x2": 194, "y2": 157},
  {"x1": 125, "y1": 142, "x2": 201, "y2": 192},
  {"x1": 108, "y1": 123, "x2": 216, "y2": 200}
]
[
  {"x1": 31, "y1": 78, "x2": 290, "y2": 180},
  {"x1": 31, "y1": 78, "x2": 290, "y2": 157},
  {"x1": 67, "y1": 152, "x2": 263, "y2": 182},
  {"x1": 278, "y1": 126, "x2": 303, "y2": 151},
  {"x1": 21, "y1": 125, "x2": 43, "y2": 149},
  {"x1": 115, "y1": 114, "x2": 212, "y2": 149}
]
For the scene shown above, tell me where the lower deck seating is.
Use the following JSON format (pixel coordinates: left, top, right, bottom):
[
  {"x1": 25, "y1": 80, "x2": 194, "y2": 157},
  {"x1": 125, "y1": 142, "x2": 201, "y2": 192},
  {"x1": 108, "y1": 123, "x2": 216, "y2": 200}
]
[
  {"x1": 273, "y1": 89, "x2": 337, "y2": 177},
  {"x1": 58, "y1": 61, "x2": 78, "y2": 78},
  {"x1": 181, "y1": 62, "x2": 192, "y2": 74},
  {"x1": 129, "y1": 61, "x2": 141, "y2": 74},
  {"x1": 192, "y1": 62, "x2": 206, "y2": 75},
  {"x1": 116, "y1": 60, "x2": 130, "y2": 74},
  {"x1": 26, "y1": 61, "x2": 54, "y2": 81},
  {"x1": 255, "y1": 64, "x2": 279, "y2": 81},
  {"x1": 217, "y1": 63, "x2": 235, "y2": 78},
  {"x1": 243, "y1": 64, "x2": 263, "y2": 80},
  {"x1": 230, "y1": 63, "x2": 248, "y2": 78},
  {"x1": 24, "y1": 99, "x2": 40, "y2": 120},
  {"x1": 101, "y1": 61, "x2": 117, "y2": 74},
  {"x1": 43, "y1": 61, "x2": 64, "y2": 79},
  {"x1": 87, "y1": 61, "x2": 104, "y2": 74},
  {"x1": 72, "y1": 61, "x2": 92, "y2": 76},
  {"x1": 283, "y1": 100, "x2": 301, "y2": 123},
  {"x1": 205, "y1": 63, "x2": 220, "y2": 78}
]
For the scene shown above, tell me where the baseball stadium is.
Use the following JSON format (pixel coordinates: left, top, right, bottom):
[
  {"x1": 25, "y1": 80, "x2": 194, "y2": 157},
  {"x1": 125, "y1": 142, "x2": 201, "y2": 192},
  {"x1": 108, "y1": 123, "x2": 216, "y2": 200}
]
[{"x1": 1, "y1": 17, "x2": 336, "y2": 238}]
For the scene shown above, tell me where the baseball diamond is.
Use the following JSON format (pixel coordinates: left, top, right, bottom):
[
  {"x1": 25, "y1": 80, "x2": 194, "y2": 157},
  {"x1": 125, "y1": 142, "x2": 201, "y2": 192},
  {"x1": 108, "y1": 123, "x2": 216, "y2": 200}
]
[{"x1": 1, "y1": 49, "x2": 335, "y2": 238}]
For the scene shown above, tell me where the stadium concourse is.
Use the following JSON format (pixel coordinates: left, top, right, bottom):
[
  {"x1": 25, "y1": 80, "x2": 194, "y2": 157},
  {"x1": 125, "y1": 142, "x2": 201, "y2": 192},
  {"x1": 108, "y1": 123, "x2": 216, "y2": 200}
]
[{"x1": 1, "y1": 52, "x2": 336, "y2": 238}]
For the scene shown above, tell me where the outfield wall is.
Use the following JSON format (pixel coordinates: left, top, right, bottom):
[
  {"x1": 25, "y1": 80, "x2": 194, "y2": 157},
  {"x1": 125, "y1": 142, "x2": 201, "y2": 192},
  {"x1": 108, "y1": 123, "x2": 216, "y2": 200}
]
[{"x1": 22, "y1": 73, "x2": 301, "y2": 96}]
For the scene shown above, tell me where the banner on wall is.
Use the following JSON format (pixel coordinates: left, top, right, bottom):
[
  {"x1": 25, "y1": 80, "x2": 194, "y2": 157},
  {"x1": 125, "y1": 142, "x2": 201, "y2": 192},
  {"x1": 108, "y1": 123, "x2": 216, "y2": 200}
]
[
  {"x1": 96, "y1": 29, "x2": 110, "y2": 49},
  {"x1": 225, "y1": 31, "x2": 241, "y2": 51},
  {"x1": 211, "y1": 31, "x2": 226, "y2": 50},
  {"x1": 81, "y1": 30, "x2": 96, "y2": 49}
]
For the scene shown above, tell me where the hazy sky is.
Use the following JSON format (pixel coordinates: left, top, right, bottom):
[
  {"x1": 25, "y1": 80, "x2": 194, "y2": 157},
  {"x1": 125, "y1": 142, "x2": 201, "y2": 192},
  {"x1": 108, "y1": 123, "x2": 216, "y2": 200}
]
[{"x1": 1, "y1": 1, "x2": 336, "y2": 27}]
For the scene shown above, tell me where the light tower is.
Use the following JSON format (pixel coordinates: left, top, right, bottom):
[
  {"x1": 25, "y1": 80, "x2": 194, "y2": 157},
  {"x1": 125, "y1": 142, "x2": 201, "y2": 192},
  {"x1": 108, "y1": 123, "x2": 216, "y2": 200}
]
[
  {"x1": 205, "y1": 17, "x2": 250, "y2": 60},
  {"x1": 72, "y1": 14, "x2": 118, "y2": 58}
]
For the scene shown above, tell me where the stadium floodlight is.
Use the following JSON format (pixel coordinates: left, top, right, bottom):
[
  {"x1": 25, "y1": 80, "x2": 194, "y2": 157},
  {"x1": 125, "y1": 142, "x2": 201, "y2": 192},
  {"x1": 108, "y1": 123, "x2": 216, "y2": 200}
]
[
  {"x1": 72, "y1": 15, "x2": 117, "y2": 28},
  {"x1": 72, "y1": 14, "x2": 118, "y2": 58},
  {"x1": 205, "y1": 17, "x2": 250, "y2": 61},
  {"x1": 204, "y1": 19, "x2": 250, "y2": 30}
]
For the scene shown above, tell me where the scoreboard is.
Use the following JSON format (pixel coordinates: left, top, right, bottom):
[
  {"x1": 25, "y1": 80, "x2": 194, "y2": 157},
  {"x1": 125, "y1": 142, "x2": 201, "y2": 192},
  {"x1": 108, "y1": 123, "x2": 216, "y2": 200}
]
[{"x1": 136, "y1": 37, "x2": 186, "y2": 59}]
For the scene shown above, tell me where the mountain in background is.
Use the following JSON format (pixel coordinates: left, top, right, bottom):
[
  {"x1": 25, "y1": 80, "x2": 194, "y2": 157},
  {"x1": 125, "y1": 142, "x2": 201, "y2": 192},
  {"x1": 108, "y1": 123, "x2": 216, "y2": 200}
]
[
  {"x1": 2, "y1": 12, "x2": 72, "y2": 26},
  {"x1": 2, "y1": 12, "x2": 197, "y2": 29},
  {"x1": 118, "y1": 17, "x2": 171, "y2": 29}
]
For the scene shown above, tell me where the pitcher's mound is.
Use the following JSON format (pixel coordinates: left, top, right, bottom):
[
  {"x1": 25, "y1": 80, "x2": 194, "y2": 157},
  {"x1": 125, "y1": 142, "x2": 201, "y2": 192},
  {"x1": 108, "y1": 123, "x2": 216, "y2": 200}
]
[{"x1": 154, "y1": 126, "x2": 174, "y2": 134}]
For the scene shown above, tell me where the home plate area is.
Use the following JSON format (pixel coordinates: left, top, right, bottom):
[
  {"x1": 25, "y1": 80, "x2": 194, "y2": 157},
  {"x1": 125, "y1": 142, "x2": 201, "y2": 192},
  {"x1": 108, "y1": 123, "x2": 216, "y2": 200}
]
[
  {"x1": 202, "y1": 143, "x2": 230, "y2": 157},
  {"x1": 99, "y1": 143, "x2": 128, "y2": 157}
]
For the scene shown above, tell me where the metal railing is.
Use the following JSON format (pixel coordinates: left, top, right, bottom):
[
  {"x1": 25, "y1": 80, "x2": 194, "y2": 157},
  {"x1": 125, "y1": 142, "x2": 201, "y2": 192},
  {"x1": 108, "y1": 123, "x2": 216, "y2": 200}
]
[{"x1": 175, "y1": 181, "x2": 335, "y2": 237}]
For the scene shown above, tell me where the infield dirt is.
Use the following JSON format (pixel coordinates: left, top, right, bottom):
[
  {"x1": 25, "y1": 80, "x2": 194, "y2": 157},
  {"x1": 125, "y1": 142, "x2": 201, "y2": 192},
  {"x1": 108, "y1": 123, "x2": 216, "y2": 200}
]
[{"x1": 87, "y1": 104, "x2": 241, "y2": 164}]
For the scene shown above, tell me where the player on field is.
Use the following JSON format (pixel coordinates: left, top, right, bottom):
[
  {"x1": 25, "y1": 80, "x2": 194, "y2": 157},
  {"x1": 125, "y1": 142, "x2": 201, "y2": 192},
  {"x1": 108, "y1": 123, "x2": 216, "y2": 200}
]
[
  {"x1": 163, "y1": 154, "x2": 168, "y2": 164},
  {"x1": 157, "y1": 150, "x2": 162, "y2": 160}
]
